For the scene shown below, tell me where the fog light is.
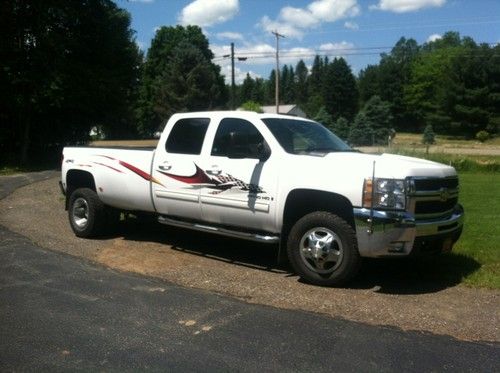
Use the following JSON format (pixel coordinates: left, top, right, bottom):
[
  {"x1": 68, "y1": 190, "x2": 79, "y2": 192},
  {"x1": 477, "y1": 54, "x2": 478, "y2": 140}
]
[{"x1": 388, "y1": 241, "x2": 406, "y2": 253}]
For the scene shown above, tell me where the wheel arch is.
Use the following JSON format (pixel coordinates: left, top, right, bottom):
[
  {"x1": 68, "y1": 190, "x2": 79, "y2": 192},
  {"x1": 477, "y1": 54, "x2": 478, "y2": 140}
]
[
  {"x1": 65, "y1": 170, "x2": 96, "y2": 210},
  {"x1": 282, "y1": 189, "x2": 355, "y2": 237}
]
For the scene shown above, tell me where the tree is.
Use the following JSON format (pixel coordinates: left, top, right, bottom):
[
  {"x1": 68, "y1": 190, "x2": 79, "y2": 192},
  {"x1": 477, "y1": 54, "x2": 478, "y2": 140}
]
[
  {"x1": 305, "y1": 55, "x2": 326, "y2": 116},
  {"x1": 348, "y1": 112, "x2": 373, "y2": 146},
  {"x1": 240, "y1": 101, "x2": 263, "y2": 113},
  {"x1": 422, "y1": 124, "x2": 435, "y2": 154},
  {"x1": 0, "y1": 0, "x2": 142, "y2": 165},
  {"x1": 265, "y1": 69, "x2": 276, "y2": 105},
  {"x1": 332, "y1": 117, "x2": 350, "y2": 141},
  {"x1": 295, "y1": 60, "x2": 308, "y2": 106},
  {"x1": 281, "y1": 65, "x2": 296, "y2": 104},
  {"x1": 240, "y1": 73, "x2": 255, "y2": 103},
  {"x1": 322, "y1": 58, "x2": 358, "y2": 121},
  {"x1": 136, "y1": 25, "x2": 226, "y2": 137},
  {"x1": 376, "y1": 37, "x2": 419, "y2": 131},
  {"x1": 404, "y1": 32, "x2": 497, "y2": 137},
  {"x1": 314, "y1": 106, "x2": 334, "y2": 131},
  {"x1": 348, "y1": 96, "x2": 392, "y2": 146},
  {"x1": 358, "y1": 65, "x2": 380, "y2": 104}
]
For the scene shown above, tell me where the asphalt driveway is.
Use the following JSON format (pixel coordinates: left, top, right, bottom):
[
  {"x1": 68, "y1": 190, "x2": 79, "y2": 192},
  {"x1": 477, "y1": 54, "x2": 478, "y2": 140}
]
[{"x1": 1, "y1": 225, "x2": 498, "y2": 371}]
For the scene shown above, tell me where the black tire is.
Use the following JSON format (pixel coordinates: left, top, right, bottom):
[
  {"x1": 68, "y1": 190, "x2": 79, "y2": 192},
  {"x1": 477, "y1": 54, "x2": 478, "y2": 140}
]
[
  {"x1": 68, "y1": 188, "x2": 107, "y2": 238},
  {"x1": 287, "y1": 212, "x2": 361, "y2": 286}
]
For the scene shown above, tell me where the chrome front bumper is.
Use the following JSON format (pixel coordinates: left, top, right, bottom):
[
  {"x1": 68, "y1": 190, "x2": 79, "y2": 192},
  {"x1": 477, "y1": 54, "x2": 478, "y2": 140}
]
[{"x1": 353, "y1": 204, "x2": 464, "y2": 257}]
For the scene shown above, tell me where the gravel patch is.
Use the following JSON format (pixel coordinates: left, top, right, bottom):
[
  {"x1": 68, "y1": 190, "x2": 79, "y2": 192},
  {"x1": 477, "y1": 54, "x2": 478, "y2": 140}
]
[{"x1": 0, "y1": 177, "x2": 498, "y2": 342}]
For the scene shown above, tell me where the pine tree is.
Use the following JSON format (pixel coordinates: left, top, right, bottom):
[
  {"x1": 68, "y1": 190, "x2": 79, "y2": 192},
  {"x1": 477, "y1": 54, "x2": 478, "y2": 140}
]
[
  {"x1": 422, "y1": 124, "x2": 435, "y2": 154},
  {"x1": 332, "y1": 117, "x2": 350, "y2": 141},
  {"x1": 314, "y1": 106, "x2": 334, "y2": 131},
  {"x1": 322, "y1": 58, "x2": 358, "y2": 121}
]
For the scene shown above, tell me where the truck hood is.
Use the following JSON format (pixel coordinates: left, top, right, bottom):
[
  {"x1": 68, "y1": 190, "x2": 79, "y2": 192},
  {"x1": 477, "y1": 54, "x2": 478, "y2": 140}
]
[{"x1": 320, "y1": 152, "x2": 457, "y2": 179}]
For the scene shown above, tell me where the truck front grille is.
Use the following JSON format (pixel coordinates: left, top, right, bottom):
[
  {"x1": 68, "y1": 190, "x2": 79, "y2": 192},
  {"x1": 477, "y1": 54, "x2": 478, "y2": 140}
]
[
  {"x1": 413, "y1": 177, "x2": 459, "y2": 191},
  {"x1": 408, "y1": 177, "x2": 459, "y2": 219}
]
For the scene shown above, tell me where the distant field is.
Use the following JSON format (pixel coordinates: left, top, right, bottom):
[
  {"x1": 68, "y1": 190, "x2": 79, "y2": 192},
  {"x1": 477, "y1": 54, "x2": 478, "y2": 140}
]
[{"x1": 359, "y1": 133, "x2": 500, "y2": 156}]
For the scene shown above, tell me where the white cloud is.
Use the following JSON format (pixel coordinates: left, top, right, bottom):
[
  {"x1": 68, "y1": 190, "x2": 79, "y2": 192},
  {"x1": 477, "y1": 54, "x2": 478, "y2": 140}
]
[
  {"x1": 211, "y1": 43, "x2": 264, "y2": 83},
  {"x1": 370, "y1": 0, "x2": 446, "y2": 13},
  {"x1": 427, "y1": 33, "x2": 442, "y2": 42},
  {"x1": 179, "y1": 0, "x2": 239, "y2": 27},
  {"x1": 308, "y1": 0, "x2": 360, "y2": 22},
  {"x1": 319, "y1": 41, "x2": 355, "y2": 57},
  {"x1": 259, "y1": 15, "x2": 305, "y2": 39},
  {"x1": 280, "y1": 7, "x2": 319, "y2": 28},
  {"x1": 344, "y1": 21, "x2": 359, "y2": 29},
  {"x1": 216, "y1": 32, "x2": 244, "y2": 41},
  {"x1": 223, "y1": 65, "x2": 261, "y2": 84},
  {"x1": 258, "y1": 0, "x2": 360, "y2": 39}
]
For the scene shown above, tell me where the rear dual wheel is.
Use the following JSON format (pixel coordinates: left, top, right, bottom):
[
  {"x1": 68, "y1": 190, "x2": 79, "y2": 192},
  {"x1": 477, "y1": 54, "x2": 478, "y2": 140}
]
[
  {"x1": 69, "y1": 188, "x2": 119, "y2": 238},
  {"x1": 287, "y1": 212, "x2": 361, "y2": 286}
]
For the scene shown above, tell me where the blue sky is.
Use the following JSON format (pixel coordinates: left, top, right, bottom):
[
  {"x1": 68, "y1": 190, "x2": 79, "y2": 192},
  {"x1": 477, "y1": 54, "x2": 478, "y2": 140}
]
[{"x1": 119, "y1": 0, "x2": 500, "y2": 83}]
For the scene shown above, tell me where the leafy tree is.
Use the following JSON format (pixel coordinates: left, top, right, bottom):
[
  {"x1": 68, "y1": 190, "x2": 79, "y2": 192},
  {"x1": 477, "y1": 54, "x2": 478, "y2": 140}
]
[
  {"x1": 136, "y1": 25, "x2": 226, "y2": 137},
  {"x1": 0, "y1": 0, "x2": 141, "y2": 165},
  {"x1": 376, "y1": 37, "x2": 419, "y2": 131},
  {"x1": 404, "y1": 32, "x2": 497, "y2": 137}
]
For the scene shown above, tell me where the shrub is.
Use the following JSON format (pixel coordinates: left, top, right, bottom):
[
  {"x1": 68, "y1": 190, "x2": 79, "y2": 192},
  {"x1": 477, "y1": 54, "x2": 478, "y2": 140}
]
[
  {"x1": 476, "y1": 130, "x2": 489, "y2": 143},
  {"x1": 240, "y1": 101, "x2": 263, "y2": 113}
]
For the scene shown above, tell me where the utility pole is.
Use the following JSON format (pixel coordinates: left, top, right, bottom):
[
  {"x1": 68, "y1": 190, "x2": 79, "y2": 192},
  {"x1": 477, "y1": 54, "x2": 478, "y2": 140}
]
[
  {"x1": 231, "y1": 42, "x2": 235, "y2": 110},
  {"x1": 272, "y1": 30, "x2": 285, "y2": 114}
]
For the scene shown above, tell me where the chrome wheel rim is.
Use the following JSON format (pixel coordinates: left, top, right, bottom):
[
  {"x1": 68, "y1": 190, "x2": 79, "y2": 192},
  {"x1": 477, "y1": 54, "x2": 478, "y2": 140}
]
[
  {"x1": 72, "y1": 197, "x2": 89, "y2": 229},
  {"x1": 299, "y1": 227, "x2": 343, "y2": 274}
]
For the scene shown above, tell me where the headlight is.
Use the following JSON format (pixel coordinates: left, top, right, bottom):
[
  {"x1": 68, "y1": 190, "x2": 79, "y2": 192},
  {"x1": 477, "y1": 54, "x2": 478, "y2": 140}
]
[{"x1": 363, "y1": 178, "x2": 406, "y2": 210}]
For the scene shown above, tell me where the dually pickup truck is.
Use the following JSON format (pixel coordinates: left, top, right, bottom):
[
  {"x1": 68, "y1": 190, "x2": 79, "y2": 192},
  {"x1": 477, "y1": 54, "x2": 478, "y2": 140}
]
[{"x1": 61, "y1": 111, "x2": 464, "y2": 285}]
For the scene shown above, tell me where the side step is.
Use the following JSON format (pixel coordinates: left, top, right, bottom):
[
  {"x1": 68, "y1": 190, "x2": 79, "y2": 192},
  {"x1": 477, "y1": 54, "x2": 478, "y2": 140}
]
[{"x1": 158, "y1": 216, "x2": 280, "y2": 244}]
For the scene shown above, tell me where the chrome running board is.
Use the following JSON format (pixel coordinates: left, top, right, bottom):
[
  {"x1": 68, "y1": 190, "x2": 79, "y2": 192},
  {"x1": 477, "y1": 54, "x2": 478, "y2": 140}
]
[{"x1": 158, "y1": 215, "x2": 279, "y2": 244}]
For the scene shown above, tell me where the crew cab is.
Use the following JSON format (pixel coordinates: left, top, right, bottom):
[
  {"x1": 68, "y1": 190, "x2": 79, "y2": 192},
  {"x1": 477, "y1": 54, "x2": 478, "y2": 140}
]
[{"x1": 61, "y1": 111, "x2": 464, "y2": 286}]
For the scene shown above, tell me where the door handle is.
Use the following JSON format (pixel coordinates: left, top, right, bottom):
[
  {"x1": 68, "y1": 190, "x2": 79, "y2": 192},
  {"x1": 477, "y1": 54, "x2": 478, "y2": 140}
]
[
  {"x1": 158, "y1": 162, "x2": 172, "y2": 171},
  {"x1": 206, "y1": 168, "x2": 221, "y2": 176}
]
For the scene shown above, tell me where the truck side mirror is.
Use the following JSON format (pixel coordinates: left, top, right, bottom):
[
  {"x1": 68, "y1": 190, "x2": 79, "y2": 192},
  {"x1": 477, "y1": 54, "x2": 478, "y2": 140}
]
[{"x1": 257, "y1": 142, "x2": 271, "y2": 162}]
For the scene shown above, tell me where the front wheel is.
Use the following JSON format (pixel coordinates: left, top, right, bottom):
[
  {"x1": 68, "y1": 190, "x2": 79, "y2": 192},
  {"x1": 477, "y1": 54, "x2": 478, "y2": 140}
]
[
  {"x1": 68, "y1": 188, "x2": 107, "y2": 238},
  {"x1": 287, "y1": 212, "x2": 361, "y2": 286}
]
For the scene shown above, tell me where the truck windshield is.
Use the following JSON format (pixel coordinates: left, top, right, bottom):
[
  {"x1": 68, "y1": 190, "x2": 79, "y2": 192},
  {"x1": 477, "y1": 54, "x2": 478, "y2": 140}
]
[{"x1": 261, "y1": 118, "x2": 353, "y2": 155}]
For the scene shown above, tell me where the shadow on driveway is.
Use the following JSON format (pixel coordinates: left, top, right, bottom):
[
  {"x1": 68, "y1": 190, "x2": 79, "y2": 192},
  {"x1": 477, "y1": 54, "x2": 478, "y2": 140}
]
[{"x1": 105, "y1": 216, "x2": 481, "y2": 296}]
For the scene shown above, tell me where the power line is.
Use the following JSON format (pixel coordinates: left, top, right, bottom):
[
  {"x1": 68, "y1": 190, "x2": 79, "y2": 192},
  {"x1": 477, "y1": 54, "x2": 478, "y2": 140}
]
[{"x1": 211, "y1": 42, "x2": 499, "y2": 61}]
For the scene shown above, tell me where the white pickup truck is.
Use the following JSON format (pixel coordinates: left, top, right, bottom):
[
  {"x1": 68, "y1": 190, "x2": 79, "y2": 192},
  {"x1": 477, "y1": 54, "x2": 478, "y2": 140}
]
[{"x1": 61, "y1": 111, "x2": 464, "y2": 285}]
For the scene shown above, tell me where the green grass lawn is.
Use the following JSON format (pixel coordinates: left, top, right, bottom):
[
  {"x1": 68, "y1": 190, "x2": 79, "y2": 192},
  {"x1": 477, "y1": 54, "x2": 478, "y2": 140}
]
[
  {"x1": 453, "y1": 173, "x2": 500, "y2": 288},
  {"x1": 360, "y1": 171, "x2": 499, "y2": 290}
]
